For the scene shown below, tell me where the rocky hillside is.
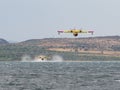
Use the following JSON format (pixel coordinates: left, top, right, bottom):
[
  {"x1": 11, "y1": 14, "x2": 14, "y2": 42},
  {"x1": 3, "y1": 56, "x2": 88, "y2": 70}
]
[
  {"x1": 0, "y1": 36, "x2": 120, "y2": 61},
  {"x1": 19, "y1": 36, "x2": 120, "y2": 51}
]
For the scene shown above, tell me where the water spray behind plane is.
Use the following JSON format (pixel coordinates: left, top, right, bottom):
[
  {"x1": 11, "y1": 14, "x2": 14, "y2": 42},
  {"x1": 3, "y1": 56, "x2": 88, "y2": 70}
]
[{"x1": 21, "y1": 54, "x2": 63, "y2": 62}]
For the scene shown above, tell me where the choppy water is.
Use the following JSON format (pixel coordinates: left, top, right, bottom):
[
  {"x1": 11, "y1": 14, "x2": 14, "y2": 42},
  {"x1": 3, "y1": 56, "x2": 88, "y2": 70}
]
[{"x1": 0, "y1": 61, "x2": 120, "y2": 90}]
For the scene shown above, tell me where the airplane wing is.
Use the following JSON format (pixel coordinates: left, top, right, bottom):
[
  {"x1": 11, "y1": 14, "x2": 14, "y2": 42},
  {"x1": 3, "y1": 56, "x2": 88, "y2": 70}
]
[
  {"x1": 58, "y1": 30, "x2": 82, "y2": 33},
  {"x1": 79, "y1": 30, "x2": 94, "y2": 34},
  {"x1": 88, "y1": 31, "x2": 94, "y2": 35},
  {"x1": 57, "y1": 30, "x2": 72, "y2": 34},
  {"x1": 58, "y1": 30, "x2": 94, "y2": 35},
  {"x1": 78, "y1": 30, "x2": 87, "y2": 33},
  {"x1": 57, "y1": 30, "x2": 64, "y2": 34}
]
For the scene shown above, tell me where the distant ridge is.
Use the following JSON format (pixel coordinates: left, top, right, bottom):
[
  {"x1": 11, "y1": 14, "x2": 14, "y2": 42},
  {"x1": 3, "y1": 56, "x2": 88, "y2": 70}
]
[
  {"x1": 0, "y1": 36, "x2": 120, "y2": 61},
  {"x1": 18, "y1": 36, "x2": 120, "y2": 51},
  {"x1": 0, "y1": 38, "x2": 9, "y2": 44},
  {"x1": 93, "y1": 35, "x2": 120, "y2": 39}
]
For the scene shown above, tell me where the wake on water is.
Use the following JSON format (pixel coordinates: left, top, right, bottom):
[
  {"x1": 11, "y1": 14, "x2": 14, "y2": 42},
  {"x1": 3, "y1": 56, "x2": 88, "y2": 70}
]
[{"x1": 21, "y1": 55, "x2": 63, "y2": 62}]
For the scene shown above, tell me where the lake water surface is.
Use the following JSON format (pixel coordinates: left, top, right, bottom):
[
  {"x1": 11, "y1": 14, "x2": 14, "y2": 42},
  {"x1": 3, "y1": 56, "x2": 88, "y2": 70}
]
[{"x1": 0, "y1": 61, "x2": 120, "y2": 90}]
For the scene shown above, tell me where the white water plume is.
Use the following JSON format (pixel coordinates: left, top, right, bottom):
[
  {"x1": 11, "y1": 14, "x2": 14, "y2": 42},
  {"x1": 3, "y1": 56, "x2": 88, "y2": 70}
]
[
  {"x1": 21, "y1": 55, "x2": 32, "y2": 62},
  {"x1": 51, "y1": 55, "x2": 63, "y2": 62}
]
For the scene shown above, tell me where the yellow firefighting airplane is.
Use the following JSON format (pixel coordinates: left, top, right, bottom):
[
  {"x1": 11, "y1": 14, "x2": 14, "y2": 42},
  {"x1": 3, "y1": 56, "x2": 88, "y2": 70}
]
[{"x1": 57, "y1": 29, "x2": 94, "y2": 37}]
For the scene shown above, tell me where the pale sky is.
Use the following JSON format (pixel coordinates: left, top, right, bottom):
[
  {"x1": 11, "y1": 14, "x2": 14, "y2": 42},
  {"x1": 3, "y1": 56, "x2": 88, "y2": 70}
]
[{"x1": 0, "y1": 0, "x2": 120, "y2": 41}]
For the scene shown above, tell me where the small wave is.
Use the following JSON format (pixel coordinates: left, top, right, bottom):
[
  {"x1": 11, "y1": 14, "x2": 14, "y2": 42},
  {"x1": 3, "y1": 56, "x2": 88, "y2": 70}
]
[{"x1": 115, "y1": 79, "x2": 120, "y2": 82}]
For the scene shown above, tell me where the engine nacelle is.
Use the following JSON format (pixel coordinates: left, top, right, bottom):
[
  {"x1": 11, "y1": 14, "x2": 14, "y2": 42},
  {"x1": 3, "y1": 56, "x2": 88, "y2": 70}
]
[{"x1": 73, "y1": 33, "x2": 78, "y2": 37}]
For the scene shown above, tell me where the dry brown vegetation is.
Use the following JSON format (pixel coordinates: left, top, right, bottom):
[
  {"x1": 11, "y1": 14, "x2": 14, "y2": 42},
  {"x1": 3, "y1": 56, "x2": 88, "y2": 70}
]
[{"x1": 20, "y1": 36, "x2": 120, "y2": 57}]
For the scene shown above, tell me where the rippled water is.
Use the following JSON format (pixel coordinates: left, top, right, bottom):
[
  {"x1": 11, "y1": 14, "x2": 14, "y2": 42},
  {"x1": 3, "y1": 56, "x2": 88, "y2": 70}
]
[{"x1": 0, "y1": 61, "x2": 120, "y2": 90}]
